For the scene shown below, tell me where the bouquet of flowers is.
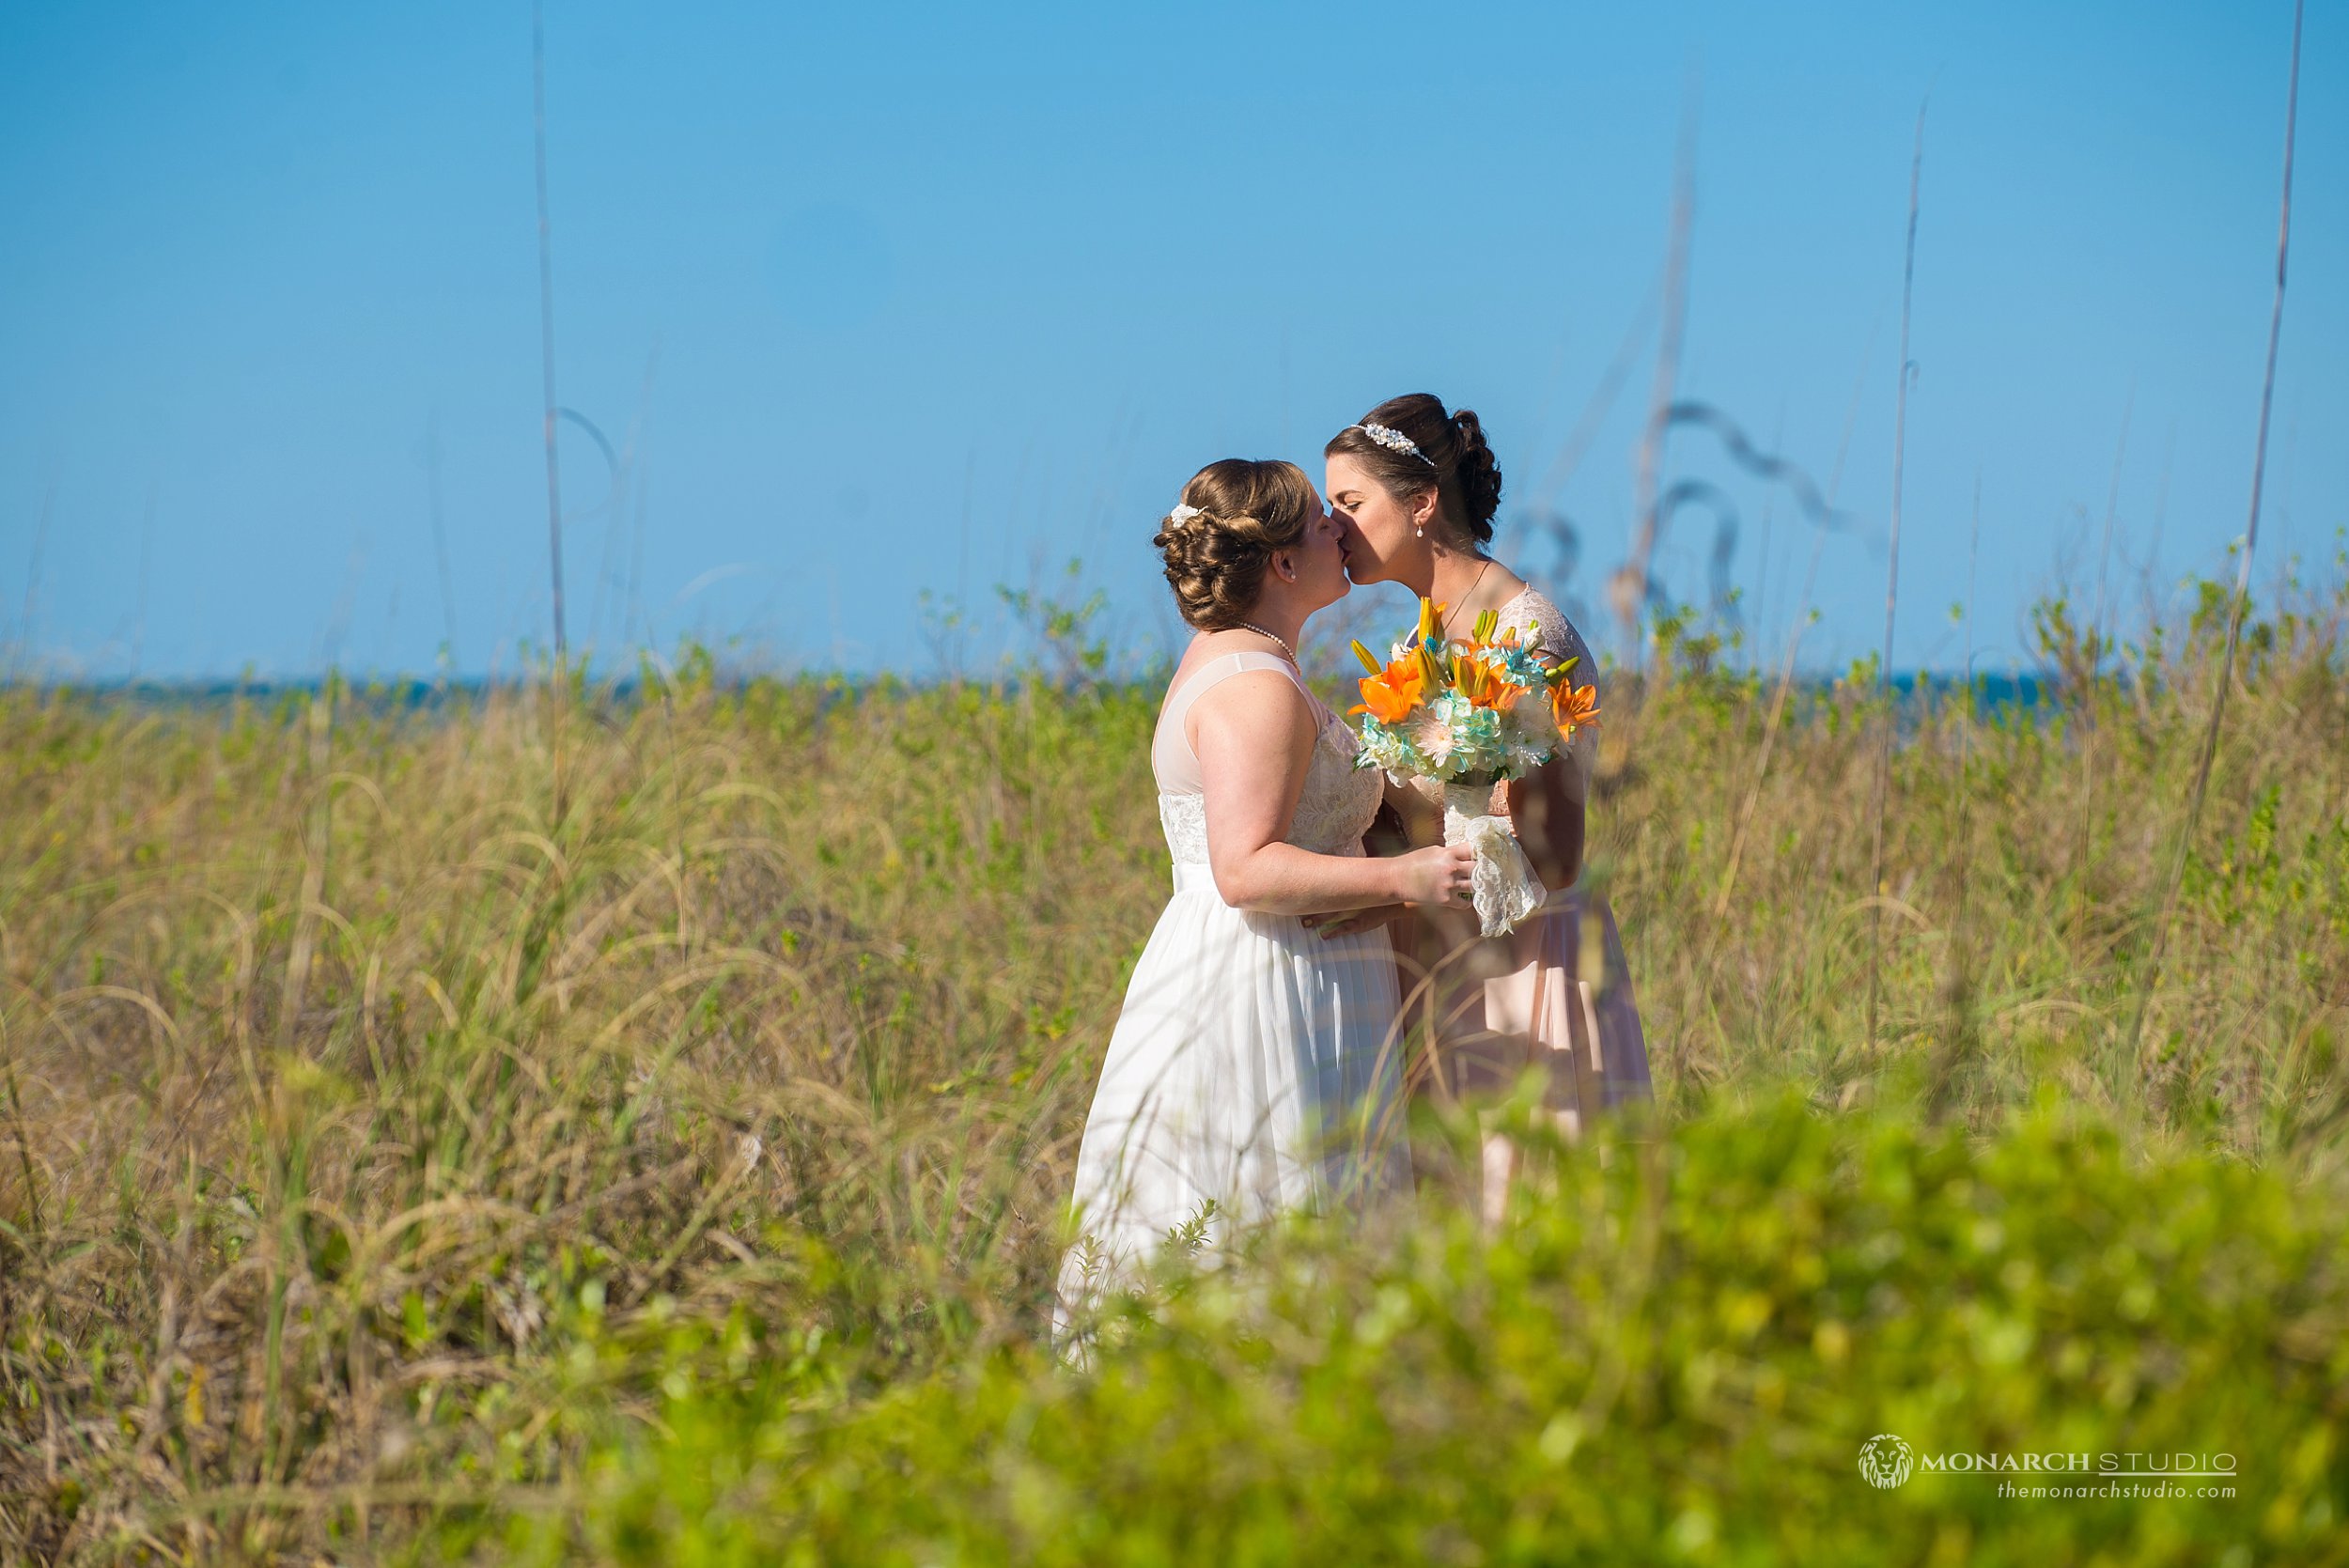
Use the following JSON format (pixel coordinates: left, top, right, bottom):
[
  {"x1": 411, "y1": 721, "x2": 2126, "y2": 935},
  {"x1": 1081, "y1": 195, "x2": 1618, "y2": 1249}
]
[{"x1": 1348, "y1": 597, "x2": 1601, "y2": 936}]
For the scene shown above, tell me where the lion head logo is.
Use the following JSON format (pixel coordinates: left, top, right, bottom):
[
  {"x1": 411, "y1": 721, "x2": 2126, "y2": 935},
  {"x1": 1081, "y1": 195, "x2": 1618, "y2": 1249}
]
[{"x1": 1858, "y1": 1433, "x2": 1915, "y2": 1488}]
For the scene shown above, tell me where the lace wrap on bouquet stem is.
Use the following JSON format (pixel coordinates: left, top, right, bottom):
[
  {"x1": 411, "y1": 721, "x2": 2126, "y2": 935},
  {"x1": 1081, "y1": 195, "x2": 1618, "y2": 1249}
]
[{"x1": 1441, "y1": 780, "x2": 1546, "y2": 937}]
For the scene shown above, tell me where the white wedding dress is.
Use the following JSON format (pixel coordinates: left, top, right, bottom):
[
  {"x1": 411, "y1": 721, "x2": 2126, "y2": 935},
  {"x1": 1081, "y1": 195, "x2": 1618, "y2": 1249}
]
[{"x1": 1051, "y1": 651, "x2": 1410, "y2": 1346}]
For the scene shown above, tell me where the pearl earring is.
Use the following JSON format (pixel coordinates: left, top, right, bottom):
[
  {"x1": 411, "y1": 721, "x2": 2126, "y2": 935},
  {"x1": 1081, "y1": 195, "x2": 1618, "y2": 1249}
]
[{"x1": 1414, "y1": 523, "x2": 1424, "y2": 538}]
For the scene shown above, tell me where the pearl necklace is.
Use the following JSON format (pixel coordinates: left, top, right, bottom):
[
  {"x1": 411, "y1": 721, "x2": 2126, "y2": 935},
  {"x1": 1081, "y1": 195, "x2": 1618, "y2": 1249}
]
[{"x1": 1235, "y1": 621, "x2": 1299, "y2": 665}]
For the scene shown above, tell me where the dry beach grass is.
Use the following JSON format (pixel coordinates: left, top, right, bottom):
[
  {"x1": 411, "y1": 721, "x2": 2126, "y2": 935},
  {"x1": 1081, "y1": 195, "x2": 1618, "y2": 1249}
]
[{"x1": 2, "y1": 562, "x2": 2346, "y2": 1560}]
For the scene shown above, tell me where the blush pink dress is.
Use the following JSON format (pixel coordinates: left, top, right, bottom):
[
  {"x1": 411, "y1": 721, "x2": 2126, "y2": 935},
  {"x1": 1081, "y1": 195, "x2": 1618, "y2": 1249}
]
[{"x1": 1401, "y1": 587, "x2": 1653, "y2": 1134}]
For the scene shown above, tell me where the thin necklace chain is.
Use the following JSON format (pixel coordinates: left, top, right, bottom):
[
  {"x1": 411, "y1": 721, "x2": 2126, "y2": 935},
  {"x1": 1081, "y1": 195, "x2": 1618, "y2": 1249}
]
[
  {"x1": 1235, "y1": 621, "x2": 1299, "y2": 665},
  {"x1": 1439, "y1": 556, "x2": 1495, "y2": 641}
]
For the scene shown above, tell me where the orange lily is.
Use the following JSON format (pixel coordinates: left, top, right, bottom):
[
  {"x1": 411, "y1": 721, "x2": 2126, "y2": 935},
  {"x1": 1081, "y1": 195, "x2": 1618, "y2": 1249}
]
[
  {"x1": 1455, "y1": 653, "x2": 1524, "y2": 712},
  {"x1": 1352, "y1": 656, "x2": 1425, "y2": 723},
  {"x1": 1551, "y1": 678, "x2": 1602, "y2": 733}
]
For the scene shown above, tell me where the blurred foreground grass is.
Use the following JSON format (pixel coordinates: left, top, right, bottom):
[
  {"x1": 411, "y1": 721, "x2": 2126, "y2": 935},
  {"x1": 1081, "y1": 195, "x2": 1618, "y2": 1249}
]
[{"x1": 3, "y1": 571, "x2": 2346, "y2": 1563}]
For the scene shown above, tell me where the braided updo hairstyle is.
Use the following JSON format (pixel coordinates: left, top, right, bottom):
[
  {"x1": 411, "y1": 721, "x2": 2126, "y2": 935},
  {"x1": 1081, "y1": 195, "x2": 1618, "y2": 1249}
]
[
  {"x1": 1151, "y1": 458, "x2": 1320, "y2": 631},
  {"x1": 1323, "y1": 392, "x2": 1502, "y2": 547}
]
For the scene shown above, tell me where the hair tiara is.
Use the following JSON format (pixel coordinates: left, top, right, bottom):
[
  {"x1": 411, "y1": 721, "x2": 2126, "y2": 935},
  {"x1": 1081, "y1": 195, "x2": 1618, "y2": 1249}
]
[{"x1": 1349, "y1": 422, "x2": 1438, "y2": 467}]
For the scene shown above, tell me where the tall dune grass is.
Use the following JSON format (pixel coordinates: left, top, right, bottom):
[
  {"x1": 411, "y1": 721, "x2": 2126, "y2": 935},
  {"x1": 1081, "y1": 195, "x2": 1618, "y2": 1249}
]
[{"x1": 2, "y1": 562, "x2": 2345, "y2": 1561}]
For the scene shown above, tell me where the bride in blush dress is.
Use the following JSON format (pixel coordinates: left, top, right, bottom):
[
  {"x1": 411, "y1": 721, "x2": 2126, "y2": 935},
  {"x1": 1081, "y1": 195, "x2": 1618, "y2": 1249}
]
[
  {"x1": 1307, "y1": 395, "x2": 1654, "y2": 1223},
  {"x1": 1051, "y1": 458, "x2": 1477, "y2": 1352}
]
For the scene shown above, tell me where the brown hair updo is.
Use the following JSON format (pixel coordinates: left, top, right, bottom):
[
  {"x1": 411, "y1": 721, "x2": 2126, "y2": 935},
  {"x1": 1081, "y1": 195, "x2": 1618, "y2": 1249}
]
[
  {"x1": 1323, "y1": 392, "x2": 1502, "y2": 547},
  {"x1": 1151, "y1": 458, "x2": 1320, "y2": 631}
]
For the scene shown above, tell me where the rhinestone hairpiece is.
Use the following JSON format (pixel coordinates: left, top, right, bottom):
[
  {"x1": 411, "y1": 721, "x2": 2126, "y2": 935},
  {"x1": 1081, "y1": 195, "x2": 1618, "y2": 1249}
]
[{"x1": 1351, "y1": 422, "x2": 1437, "y2": 466}]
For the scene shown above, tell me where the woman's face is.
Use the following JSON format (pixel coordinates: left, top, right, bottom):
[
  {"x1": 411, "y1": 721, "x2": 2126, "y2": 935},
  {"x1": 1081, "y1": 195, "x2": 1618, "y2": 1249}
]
[
  {"x1": 1324, "y1": 452, "x2": 1427, "y2": 589},
  {"x1": 1286, "y1": 485, "x2": 1353, "y2": 613}
]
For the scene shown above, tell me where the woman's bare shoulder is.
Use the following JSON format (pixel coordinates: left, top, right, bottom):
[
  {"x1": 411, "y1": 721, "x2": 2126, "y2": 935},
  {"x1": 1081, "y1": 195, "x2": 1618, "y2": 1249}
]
[{"x1": 1181, "y1": 655, "x2": 1317, "y2": 746}]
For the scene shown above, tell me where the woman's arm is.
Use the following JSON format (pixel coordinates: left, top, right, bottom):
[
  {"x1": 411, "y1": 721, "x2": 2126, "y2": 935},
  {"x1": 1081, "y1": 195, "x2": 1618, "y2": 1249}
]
[
  {"x1": 1192, "y1": 673, "x2": 1472, "y2": 916},
  {"x1": 1508, "y1": 621, "x2": 1593, "y2": 889},
  {"x1": 1306, "y1": 763, "x2": 1584, "y2": 938},
  {"x1": 1503, "y1": 751, "x2": 1586, "y2": 889}
]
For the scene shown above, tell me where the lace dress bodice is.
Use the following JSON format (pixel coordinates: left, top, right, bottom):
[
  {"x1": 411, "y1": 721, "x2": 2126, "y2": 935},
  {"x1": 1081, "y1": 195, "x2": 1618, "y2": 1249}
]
[{"x1": 1152, "y1": 652, "x2": 1384, "y2": 871}]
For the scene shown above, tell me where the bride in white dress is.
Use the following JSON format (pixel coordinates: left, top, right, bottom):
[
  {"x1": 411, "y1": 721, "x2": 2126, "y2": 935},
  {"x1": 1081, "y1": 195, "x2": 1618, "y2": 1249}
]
[{"x1": 1051, "y1": 458, "x2": 1477, "y2": 1348}]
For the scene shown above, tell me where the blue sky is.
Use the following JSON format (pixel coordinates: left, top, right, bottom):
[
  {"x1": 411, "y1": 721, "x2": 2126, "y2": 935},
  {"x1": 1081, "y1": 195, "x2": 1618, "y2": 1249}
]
[{"x1": 1, "y1": 0, "x2": 2340, "y2": 679}]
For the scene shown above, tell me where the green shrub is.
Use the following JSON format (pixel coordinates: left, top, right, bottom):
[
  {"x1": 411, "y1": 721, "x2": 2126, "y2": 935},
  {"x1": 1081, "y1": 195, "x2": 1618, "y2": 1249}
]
[{"x1": 495, "y1": 1094, "x2": 2349, "y2": 1566}]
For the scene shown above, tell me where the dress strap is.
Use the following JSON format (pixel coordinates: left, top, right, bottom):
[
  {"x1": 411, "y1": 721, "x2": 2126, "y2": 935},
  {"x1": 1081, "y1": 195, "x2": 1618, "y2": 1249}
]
[
  {"x1": 1164, "y1": 651, "x2": 1312, "y2": 718},
  {"x1": 1152, "y1": 651, "x2": 1325, "y2": 793}
]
